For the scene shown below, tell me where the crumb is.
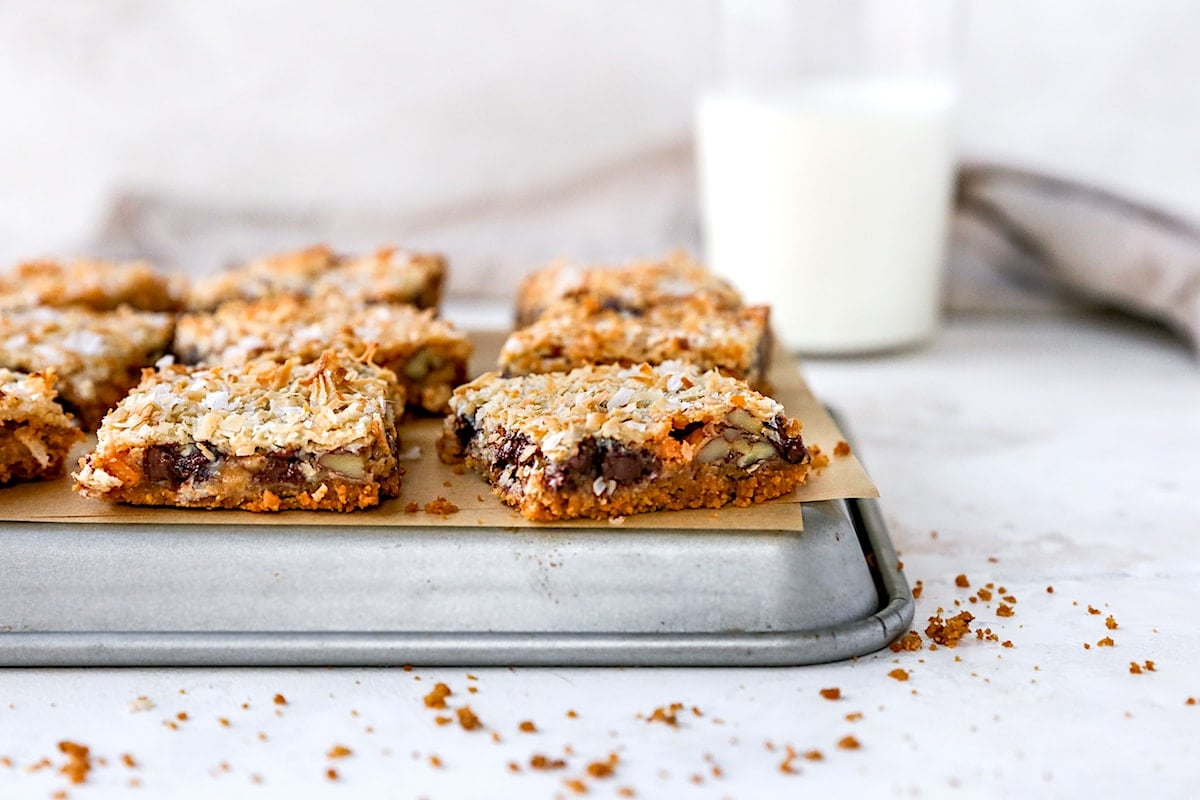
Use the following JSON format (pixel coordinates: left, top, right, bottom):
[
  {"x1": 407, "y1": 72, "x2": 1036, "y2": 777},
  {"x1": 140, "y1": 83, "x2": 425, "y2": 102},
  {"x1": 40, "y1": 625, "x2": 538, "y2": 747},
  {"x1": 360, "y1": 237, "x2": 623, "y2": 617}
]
[
  {"x1": 1047, "y1": 586, "x2": 1054, "y2": 593},
  {"x1": 586, "y1": 760, "x2": 615, "y2": 778},
  {"x1": 889, "y1": 630, "x2": 923, "y2": 653},
  {"x1": 519, "y1": 721, "x2": 538, "y2": 733},
  {"x1": 912, "y1": 581, "x2": 923, "y2": 599},
  {"x1": 434, "y1": 716, "x2": 452, "y2": 726},
  {"x1": 424, "y1": 683, "x2": 451, "y2": 709},
  {"x1": 779, "y1": 745, "x2": 799, "y2": 775},
  {"x1": 836, "y1": 735, "x2": 861, "y2": 750},
  {"x1": 218, "y1": 717, "x2": 230, "y2": 728},
  {"x1": 646, "y1": 703, "x2": 684, "y2": 726},
  {"x1": 490, "y1": 732, "x2": 501, "y2": 743},
  {"x1": 176, "y1": 711, "x2": 188, "y2": 721},
  {"x1": 617, "y1": 788, "x2": 635, "y2": 798},
  {"x1": 1084, "y1": 643, "x2": 1091, "y2": 650},
  {"x1": 1097, "y1": 637, "x2": 1115, "y2": 647},
  {"x1": 250, "y1": 774, "x2": 263, "y2": 784},
  {"x1": 1088, "y1": 606, "x2": 1101, "y2": 615},
  {"x1": 429, "y1": 755, "x2": 443, "y2": 768},
  {"x1": 57, "y1": 741, "x2": 91, "y2": 785},
  {"x1": 404, "y1": 501, "x2": 420, "y2": 513},
  {"x1": 508, "y1": 761, "x2": 520, "y2": 773},
  {"x1": 925, "y1": 611, "x2": 974, "y2": 647},
  {"x1": 564, "y1": 778, "x2": 588, "y2": 794},
  {"x1": 1130, "y1": 662, "x2": 1143, "y2": 675},
  {"x1": 888, "y1": 669, "x2": 909, "y2": 682},
  {"x1": 833, "y1": 440, "x2": 851, "y2": 457},
  {"x1": 1002, "y1": 641, "x2": 1013, "y2": 648},
  {"x1": 128, "y1": 778, "x2": 142, "y2": 788},
  {"x1": 241, "y1": 702, "x2": 250, "y2": 710},
  {"x1": 530, "y1": 754, "x2": 567, "y2": 770},
  {"x1": 955, "y1": 574, "x2": 970, "y2": 588},
  {"x1": 121, "y1": 754, "x2": 136, "y2": 769},
  {"x1": 325, "y1": 768, "x2": 338, "y2": 781},
  {"x1": 1144, "y1": 660, "x2": 1156, "y2": 671},
  {"x1": 456, "y1": 706, "x2": 483, "y2": 731},
  {"x1": 257, "y1": 731, "x2": 268, "y2": 741},
  {"x1": 442, "y1": 480, "x2": 452, "y2": 489},
  {"x1": 163, "y1": 721, "x2": 178, "y2": 731},
  {"x1": 845, "y1": 712, "x2": 863, "y2": 722},
  {"x1": 273, "y1": 693, "x2": 287, "y2": 705},
  {"x1": 976, "y1": 588, "x2": 993, "y2": 602},
  {"x1": 566, "y1": 710, "x2": 578, "y2": 719},
  {"x1": 803, "y1": 749, "x2": 824, "y2": 761},
  {"x1": 51, "y1": 790, "x2": 67, "y2": 800},
  {"x1": 1106, "y1": 615, "x2": 1118, "y2": 630},
  {"x1": 1002, "y1": 595, "x2": 1016, "y2": 603},
  {"x1": 424, "y1": 496, "x2": 459, "y2": 516},
  {"x1": 819, "y1": 688, "x2": 841, "y2": 700},
  {"x1": 327, "y1": 745, "x2": 352, "y2": 759},
  {"x1": 0, "y1": 757, "x2": 10, "y2": 768},
  {"x1": 1186, "y1": 698, "x2": 1196, "y2": 705}
]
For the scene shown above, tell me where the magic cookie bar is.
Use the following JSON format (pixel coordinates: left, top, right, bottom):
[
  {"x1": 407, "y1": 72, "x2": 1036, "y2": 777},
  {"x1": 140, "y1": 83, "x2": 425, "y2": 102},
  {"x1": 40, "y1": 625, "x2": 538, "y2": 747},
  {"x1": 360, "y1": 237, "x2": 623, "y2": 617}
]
[
  {"x1": 0, "y1": 258, "x2": 183, "y2": 312},
  {"x1": 174, "y1": 295, "x2": 472, "y2": 414},
  {"x1": 514, "y1": 251, "x2": 743, "y2": 327},
  {"x1": 499, "y1": 298, "x2": 772, "y2": 388},
  {"x1": 74, "y1": 352, "x2": 404, "y2": 512},
  {"x1": 0, "y1": 307, "x2": 175, "y2": 429},
  {"x1": 0, "y1": 369, "x2": 83, "y2": 485},
  {"x1": 439, "y1": 361, "x2": 811, "y2": 521},
  {"x1": 188, "y1": 244, "x2": 445, "y2": 311}
]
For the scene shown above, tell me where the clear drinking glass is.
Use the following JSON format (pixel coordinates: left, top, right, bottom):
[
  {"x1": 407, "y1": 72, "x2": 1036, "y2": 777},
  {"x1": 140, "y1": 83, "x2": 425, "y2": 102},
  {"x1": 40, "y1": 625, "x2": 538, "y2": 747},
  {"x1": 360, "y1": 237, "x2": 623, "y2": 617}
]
[{"x1": 696, "y1": 0, "x2": 960, "y2": 354}]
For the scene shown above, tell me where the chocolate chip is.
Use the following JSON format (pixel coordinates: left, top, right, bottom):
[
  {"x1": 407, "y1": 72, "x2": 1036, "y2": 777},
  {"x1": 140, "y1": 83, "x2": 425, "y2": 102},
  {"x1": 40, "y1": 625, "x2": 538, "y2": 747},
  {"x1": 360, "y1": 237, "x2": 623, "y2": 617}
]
[
  {"x1": 544, "y1": 438, "x2": 597, "y2": 491},
  {"x1": 256, "y1": 455, "x2": 304, "y2": 485},
  {"x1": 766, "y1": 415, "x2": 809, "y2": 464},
  {"x1": 143, "y1": 444, "x2": 211, "y2": 488},
  {"x1": 453, "y1": 414, "x2": 476, "y2": 450},
  {"x1": 600, "y1": 445, "x2": 655, "y2": 483},
  {"x1": 669, "y1": 421, "x2": 705, "y2": 442},
  {"x1": 494, "y1": 432, "x2": 532, "y2": 469}
]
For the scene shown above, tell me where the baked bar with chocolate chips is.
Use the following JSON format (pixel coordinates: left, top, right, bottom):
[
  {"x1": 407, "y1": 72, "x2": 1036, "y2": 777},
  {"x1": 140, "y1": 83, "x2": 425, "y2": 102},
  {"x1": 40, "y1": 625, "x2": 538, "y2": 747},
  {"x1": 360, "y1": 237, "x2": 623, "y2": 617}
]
[
  {"x1": 0, "y1": 368, "x2": 83, "y2": 485},
  {"x1": 0, "y1": 307, "x2": 175, "y2": 429},
  {"x1": 0, "y1": 257, "x2": 184, "y2": 312},
  {"x1": 514, "y1": 251, "x2": 744, "y2": 327},
  {"x1": 499, "y1": 297, "x2": 772, "y2": 388},
  {"x1": 74, "y1": 351, "x2": 404, "y2": 512},
  {"x1": 174, "y1": 295, "x2": 472, "y2": 414},
  {"x1": 439, "y1": 361, "x2": 810, "y2": 521},
  {"x1": 187, "y1": 244, "x2": 445, "y2": 311}
]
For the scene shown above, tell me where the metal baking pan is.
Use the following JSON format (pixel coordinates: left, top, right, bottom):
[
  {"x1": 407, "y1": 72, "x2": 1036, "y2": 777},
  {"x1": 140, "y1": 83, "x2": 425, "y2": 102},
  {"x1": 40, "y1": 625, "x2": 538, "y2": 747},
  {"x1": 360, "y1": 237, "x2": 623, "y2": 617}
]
[{"x1": 0, "y1": 415, "x2": 912, "y2": 667}]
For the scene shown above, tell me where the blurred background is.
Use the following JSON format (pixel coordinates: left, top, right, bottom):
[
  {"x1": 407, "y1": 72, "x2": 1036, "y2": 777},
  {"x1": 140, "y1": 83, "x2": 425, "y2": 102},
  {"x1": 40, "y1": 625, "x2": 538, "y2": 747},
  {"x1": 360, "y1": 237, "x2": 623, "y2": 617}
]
[{"x1": 1, "y1": 0, "x2": 1196, "y2": 307}]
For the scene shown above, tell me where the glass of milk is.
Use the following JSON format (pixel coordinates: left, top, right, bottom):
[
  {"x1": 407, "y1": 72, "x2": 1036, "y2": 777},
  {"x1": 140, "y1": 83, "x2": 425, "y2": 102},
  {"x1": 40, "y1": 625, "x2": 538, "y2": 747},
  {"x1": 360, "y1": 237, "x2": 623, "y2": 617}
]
[{"x1": 696, "y1": 0, "x2": 960, "y2": 354}]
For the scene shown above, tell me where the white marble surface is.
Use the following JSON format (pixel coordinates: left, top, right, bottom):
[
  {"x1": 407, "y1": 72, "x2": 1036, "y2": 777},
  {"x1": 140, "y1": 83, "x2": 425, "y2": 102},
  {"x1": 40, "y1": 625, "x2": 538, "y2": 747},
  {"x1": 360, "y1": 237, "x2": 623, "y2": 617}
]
[{"x1": 2, "y1": 311, "x2": 1198, "y2": 798}]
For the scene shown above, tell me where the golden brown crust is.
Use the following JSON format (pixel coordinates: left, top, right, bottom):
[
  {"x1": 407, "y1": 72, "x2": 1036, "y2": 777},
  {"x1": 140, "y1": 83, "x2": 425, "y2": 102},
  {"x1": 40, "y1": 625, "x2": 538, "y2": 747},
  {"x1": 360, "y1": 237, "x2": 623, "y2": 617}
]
[
  {"x1": 0, "y1": 307, "x2": 175, "y2": 429},
  {"x1": 187, "y1": 245, "x2": 445, "y2": 311},
  {"x1": 174, "y1": 295, "x2": 471, "y2": 413},
  {"x1": 500, "y1": 297, "x2": 770, "y2": 387},
  {"x1": 515, "y1": 250, "x2": 742, "y2": 327},
  {"x1": 0, "y1": 258, "x2": 183, "y2": 312}
]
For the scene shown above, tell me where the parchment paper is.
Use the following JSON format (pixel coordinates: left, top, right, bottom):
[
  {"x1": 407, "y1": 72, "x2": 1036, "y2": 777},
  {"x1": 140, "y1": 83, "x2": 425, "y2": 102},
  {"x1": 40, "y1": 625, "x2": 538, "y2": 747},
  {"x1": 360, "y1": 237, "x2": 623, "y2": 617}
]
[{"x1": 0, "y1": 332, "x2": 877, "y2": 530}]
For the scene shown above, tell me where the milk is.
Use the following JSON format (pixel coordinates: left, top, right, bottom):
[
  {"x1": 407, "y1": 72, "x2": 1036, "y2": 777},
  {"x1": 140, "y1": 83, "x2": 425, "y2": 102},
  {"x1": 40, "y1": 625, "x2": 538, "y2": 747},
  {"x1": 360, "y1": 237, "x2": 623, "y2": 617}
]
[{"x1": 696, "y1": 79, "x2": 957, "y2": 354}]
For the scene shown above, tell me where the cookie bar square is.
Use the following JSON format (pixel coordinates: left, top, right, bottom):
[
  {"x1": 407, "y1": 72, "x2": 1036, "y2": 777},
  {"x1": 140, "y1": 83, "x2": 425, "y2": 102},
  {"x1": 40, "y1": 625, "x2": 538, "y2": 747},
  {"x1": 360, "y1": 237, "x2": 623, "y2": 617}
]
[
  {"x1": 514, "y1": 251, "x2": 743, "y2": 327},
  {"x1": 0, "y1": 307, "x2": 175, "y2": 429},
  {"x1": 499, "y1": 298, "x2": 772, "y2": 388},
  {"x1": 0, "y1": 258, "x2": 184, "y2": 312},
  {"x1": 74, "y1": 352, "x2": 404, "y2": 512},
  {"x1": 439, "y1": 361, "x2": 811, "y2": 521},
  {"x1": 174, "y1": 295, "x2": 472, "y2": 414},
  {"x1": 0, "y1": 368, "x2": 83, "y2": 485},
  {"x1": 187, "y1": 245, "x2": 445, "y2": 311}
]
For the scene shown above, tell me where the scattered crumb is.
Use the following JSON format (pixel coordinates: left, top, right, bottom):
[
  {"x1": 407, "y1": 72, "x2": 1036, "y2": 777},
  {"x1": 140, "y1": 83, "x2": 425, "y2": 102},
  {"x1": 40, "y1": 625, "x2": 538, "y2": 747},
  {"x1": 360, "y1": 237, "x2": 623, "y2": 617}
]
[
  {"x1": 976, "y1": 588, "x2": 993, "y2": 602},
  {"x1": 779, "y1": 745, "x2": 799, "y2": 775},
  {"x1": 833, "y1": 440, "x2": 851, "y2": 457},
  {"x1": 507, "y1": 761, "x2": 520, "y2": 773},
  {"x1": 564, "y1": 778, "x2": 588, "y2": 794},
  {"x1": 836, "y1": 735, "x2": 861, "y2": 750},
  {"x1": 530, "y1": 754, "x2": 567, "y2": 770},
  {"x1": 424, "y1": 496, "x2": 460, "y2": 516},
  {"x1": 434, "y1": 716, "x2": 452, "y2": 726},
  {"x1": 1046, "y1": 586, "x2": 1054, "y2": 593},
  {"x1": 1106, "y1": 615, "x2": 1119, "y2": 630},
  {"x1": 1186, "y1": 698, "x2": 1196, "y2": 705},
  {"x1": 566, "y1": 710, "x2": 578, "y2": 719},
  {"x1": 912, "y1": 581, "x2": 923, "y2": 599},
  {"x1": 1130, "y1": 662, "x2": 1143, "y2": 675},
  {"x1": 926, "y1": 611, "x2": 974, "y2": 647},
  {"x1": 218, "y1": 717, "x2": 230, "y2": 728},
  {"x1": 429, "y1": 755, "x2": 443, "y2": 768},
  {"x1": 819, "y1": 688, "x2": 841, "y2": 701},
  {"x1": 1088, "y1": 606, "x2": 1102, "y2": 615},
  {"x1": 955, "y1": 574, "x2": 970, "y2": 588},
  {"x1": 997, "y1": 604, "x2": 1015, "y2": 618},
  {"x1": 424, "y1": 683, "x2": 452, "y2": 709},
  {"x1": 58, "y1": 741, "x2": 91, "y2": 785},
  {"x1": 845, "y1": 712, "x2": 863, "y2": 722},
  {"x1": 1097, "y1": 637, "x2": 1115, "y2": 647},
  {"x1": 586, "y1": 754, "x2": 618, "y2": 778},
  {"x1": 456, "y1": 706, "x2": 483, "y2": 731},
  {"x1": 327, "y1": 745, "x2": 352, "y2": 759},
  {"x1": 257, "y1": 732, "x2": 268, "y2": 742},
  {"x1": 273, "y1": 694, "x2": 287, "y2": 706},
  {"x1": 121, "y1": 754, "x2": 137, "y2": 769},
  {"x1": 325, "y1": 768, "x2": 338, "y2": 781},
  {"x1": 646, "y1": 703, "x2": 684, "y2": 726},
  {"x1": 404, "y1": 501, "x2": 420, "y2": 513},
  {"x1": 519, "y1": 721, "x2": 538, "y2": 733},
  {"x1": 888, "y1": 669, "x2": 910, "y2": 682},
  {"x1": 176, "y1": 712, "x2": 189, "y2": 722},
  {"x1": 1002, "y1": 640, "x2": 1014, "y2": 648},
  {"x1": 617, "y1": 788, "x2": 635, "y2": 798},
  {"x1": 890, "y1": 630, "x2": 923, "y2": 653},
  {"x1": 803, "y1": 749, "x2": 824, "y2": 761}
]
